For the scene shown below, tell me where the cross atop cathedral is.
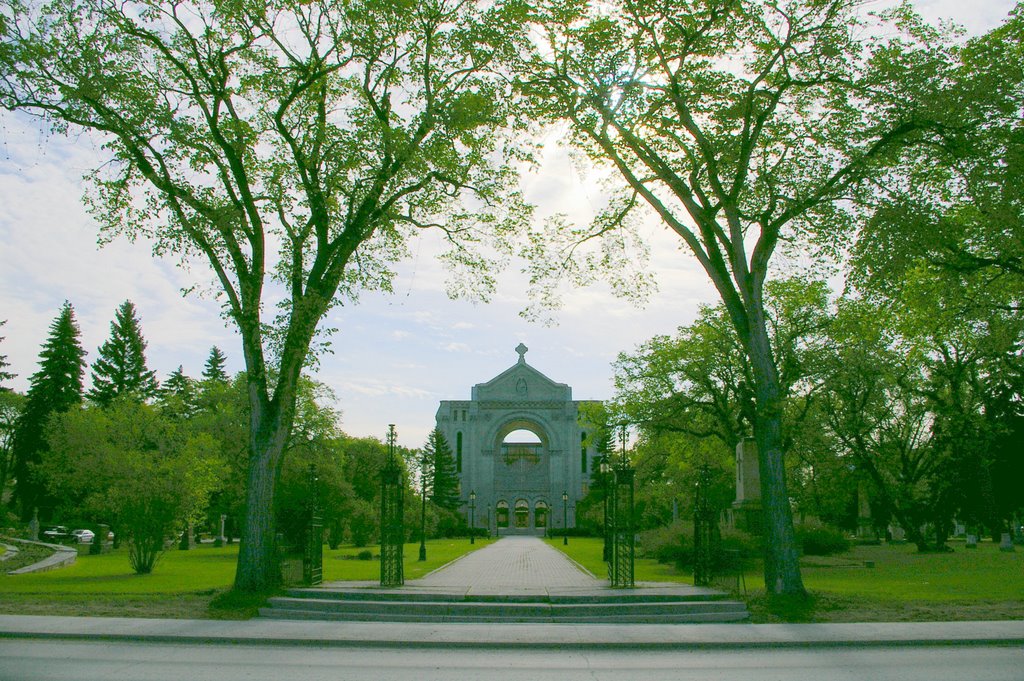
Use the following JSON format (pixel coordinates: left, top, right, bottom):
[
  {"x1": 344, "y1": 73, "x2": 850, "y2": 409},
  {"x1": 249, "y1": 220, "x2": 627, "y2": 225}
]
[{"x1": 515, "y1": 342, "x2": 528, "y2": 364}]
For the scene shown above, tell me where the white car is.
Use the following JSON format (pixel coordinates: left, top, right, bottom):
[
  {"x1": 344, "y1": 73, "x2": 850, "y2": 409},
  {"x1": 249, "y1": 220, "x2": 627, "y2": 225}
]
[{"x1": 71, "y1": 529, "x2": 95, "y2": 544}]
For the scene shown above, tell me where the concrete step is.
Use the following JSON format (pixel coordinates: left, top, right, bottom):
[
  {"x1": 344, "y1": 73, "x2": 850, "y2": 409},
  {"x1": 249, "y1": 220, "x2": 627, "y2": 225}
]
[
  {"x1": 282, "y1": 588, "x2": 728, "y2": 604},
  {"x1": 260, "y1": 591, "x2": 750, "y2": 623},
  {"x1": 259, "y1": 605, "x2": 749, "y2": 624}
]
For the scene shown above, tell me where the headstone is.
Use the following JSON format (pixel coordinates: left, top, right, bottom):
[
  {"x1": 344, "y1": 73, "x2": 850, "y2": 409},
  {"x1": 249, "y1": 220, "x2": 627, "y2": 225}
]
[
  {"x1": 730, "y1": 438, "x2": 762, "y2": 534},
  {"x1": 965, "y1": 534, "x2": 978, "y2": 549},
  {"x1": 28, "y1": 508, "x2": 39, "y2": 541},
  {"x1": 1000, "y1": 533, "x2": 1015, "y2": 552},
  {"x1": 888, "y1": 524, "x2": 906, "y2": 543},
  {"x1": 856, "y1": 481, "x2": 878, "y2": 543}
]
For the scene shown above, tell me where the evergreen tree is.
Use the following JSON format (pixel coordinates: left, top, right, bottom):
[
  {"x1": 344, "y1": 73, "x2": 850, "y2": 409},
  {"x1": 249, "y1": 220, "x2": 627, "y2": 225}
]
[
  {"x1": 202, "y1": 346, "x2": 228, "y2": 383},
  {"x1": 12, "y1": 302, "x2": 86, "y2": 518},
  {"x1": 159, "y1": 365, "x2": 196, "y2": 419},
  {"x1": 0, "y1": 320, "x2": 15, "y2": 389},
  {"x1": 88, "y1": 300, "x2": 158, "y2": 406},
  {"x1": 425, "y1": 428, "x2": 460, "y2": 511}
]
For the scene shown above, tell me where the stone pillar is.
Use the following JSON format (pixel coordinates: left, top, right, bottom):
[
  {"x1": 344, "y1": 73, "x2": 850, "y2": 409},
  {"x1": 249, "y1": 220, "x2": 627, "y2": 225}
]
[
  {"x1": 731, "y1": 438, "x2": 763, "y2": 535},
  {"x1": 856, "y1": 481, "x2": 879, "y2": 543},
  {"x1": 28, "y1": 508, "x2": 39, "y2": 541}
]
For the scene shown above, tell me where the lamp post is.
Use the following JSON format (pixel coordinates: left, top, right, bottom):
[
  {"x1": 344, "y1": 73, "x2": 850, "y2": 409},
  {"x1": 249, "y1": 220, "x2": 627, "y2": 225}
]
[
  {"x1": 562, "y1": 491, "x2": 569, "y2": 545},
  {"x1": 469, "y1": 490, "x2": 476, "y2": 544},
  {"x1": 419, "y1": 450, "x2": 427, "y2": 562}
]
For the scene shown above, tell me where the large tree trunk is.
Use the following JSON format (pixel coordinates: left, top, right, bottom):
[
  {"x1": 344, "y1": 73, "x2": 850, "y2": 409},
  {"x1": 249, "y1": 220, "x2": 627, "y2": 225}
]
[
  {"x1": 233, "y1": 436, "x2": 285, "y2": 592},
  {"x1": 746, "y1": 312, "x2": 806, "y2": 596}
]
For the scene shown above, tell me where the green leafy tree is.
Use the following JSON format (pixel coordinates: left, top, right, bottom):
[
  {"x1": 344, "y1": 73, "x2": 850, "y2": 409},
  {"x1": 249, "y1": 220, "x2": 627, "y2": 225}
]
[
  {"x1": 0, "y1": 321, "x2": 20, "y2": 504},
  {"x1": 615, "y1": 278, "x2": 831, "y2": 457},
  {"x1": 0, "y1": 390, "x2": 26, "y2": 504},
  {"x1": 201, "y1": 347, "x2": 229, "y2": 384},
  {"x1": 1, "y1": 0, "x2": 529, "y2": 591},
  {"x1": 11, "y1": 302, "x2": 86, "y2": 518},
  {"x1": 0, "y1": 320, "x2": 15, "y2": 388},
  {"x1": 41, "y1": 400, "x2": 220, "y2": 573},
  {"x1": 819, "y1": 300, "x2": 948, "y2": 551},
  {"x1": 517, "y1": 0, "x2": 949, "y2": 594},
  {"x1": 424, "y1": 428, "x2": 460, "y2": 511},
  {"x1": 88, "y1": 300, "x2": 159, "y2": 406},
  {"x1": 851, "y1": 8, "x2": 1024, "y2": 308}
]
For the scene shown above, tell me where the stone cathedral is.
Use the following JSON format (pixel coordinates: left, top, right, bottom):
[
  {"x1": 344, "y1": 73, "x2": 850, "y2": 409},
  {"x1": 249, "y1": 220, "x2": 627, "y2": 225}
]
[{"x1": 435, "y1": 345, "x2": 601, "y2": 536}]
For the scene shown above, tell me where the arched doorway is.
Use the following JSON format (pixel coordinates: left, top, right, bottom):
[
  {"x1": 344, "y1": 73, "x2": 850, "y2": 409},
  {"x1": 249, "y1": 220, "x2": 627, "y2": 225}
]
[
  {"x1": 514, "y1": 499, "x2": 530, "y2": 529},
  {"x1": 496, "y1": 501, "x2": 509, "y2": 529},
  {"x1": 534, "y1": 500, "x2": 548, "y2": 529}
]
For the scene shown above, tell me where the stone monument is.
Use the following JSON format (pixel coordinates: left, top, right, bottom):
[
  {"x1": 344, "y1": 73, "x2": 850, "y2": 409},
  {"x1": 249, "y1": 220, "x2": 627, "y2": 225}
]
[{"x1": 731, "y1": 438, "x2": 763, "y2": 534}]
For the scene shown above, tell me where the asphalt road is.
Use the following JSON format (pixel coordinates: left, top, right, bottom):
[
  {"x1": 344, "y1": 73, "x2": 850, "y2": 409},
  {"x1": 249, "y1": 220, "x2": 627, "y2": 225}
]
[{"x1": 1, "y1": 640, "x2": 1022, "y2": 681}]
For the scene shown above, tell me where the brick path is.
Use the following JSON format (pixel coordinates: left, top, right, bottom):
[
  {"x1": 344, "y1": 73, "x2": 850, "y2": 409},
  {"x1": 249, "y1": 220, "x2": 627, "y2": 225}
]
[{"x1": 412, "y1": 536, "x2": 600, "y2": 591}]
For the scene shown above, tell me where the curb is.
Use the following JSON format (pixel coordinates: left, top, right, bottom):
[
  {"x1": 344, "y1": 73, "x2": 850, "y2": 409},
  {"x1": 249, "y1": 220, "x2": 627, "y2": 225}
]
[
  {"x1": 2, "y1": 618, "x2": 1023, "y2": 650},
  {"x1": 2, "y1": 630, "x2": 1023, "y2": 651}
]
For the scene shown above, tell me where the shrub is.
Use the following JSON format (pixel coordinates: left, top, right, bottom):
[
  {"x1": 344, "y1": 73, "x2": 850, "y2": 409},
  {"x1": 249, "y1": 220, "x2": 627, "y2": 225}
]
[
  {"x1": 796, "y1": 523, "x2": 850, "y2": 556},
  {"x1": 356, "y1": 549, "x2": 373, "y2": 560},
  {"x1": 638, "y1": 522, "x2": 762, "y2": 572},
  {"x1": 547, "y1": 527, "x2": 596, "y2": 538},
  {"x1": 637, "y1": 521, "x2": 694, "y2": 568}
]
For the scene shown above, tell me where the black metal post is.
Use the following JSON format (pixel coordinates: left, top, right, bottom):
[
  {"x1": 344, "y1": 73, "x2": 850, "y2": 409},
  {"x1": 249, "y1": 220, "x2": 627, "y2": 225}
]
[
  {"x1": 419, "y1": 451, "x2": 427, "y2": 562},
  {"x1": 469, "y1": 491, "x2": 476, "y2": 544},
  {"x1": 601, "y1": 459, "x2": 611, "y2": 563},
  {"x1": 380, "y1": 424, "x2": 404, "y2": 587},
  {"x1": 562, "y1": 491, "x2": 569, "y2": 545},
  {"x1": 609, "y1": 425, "x2": 635, "y2": 588},
  {"x1": 303, "y1": 463, "x2": 323, "y2": 586},
  {"x1": 694, "y1": 465, "x2": 715, "y2": 587}
]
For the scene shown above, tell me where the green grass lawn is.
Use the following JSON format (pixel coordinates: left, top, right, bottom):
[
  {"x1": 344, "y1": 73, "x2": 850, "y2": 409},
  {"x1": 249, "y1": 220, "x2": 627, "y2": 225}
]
[
  {"x1": 0, "y1": 538, "x2": 491, "y2": 619},
  {"x1": 548, "y1": 536, "x2": 1024, "y2": 622}
]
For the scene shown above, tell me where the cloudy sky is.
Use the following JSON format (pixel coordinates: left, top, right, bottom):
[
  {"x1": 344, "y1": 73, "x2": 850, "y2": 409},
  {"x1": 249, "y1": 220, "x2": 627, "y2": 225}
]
[{"x1": 0, "y1": 0, "x2": 1016, "y2": 448}]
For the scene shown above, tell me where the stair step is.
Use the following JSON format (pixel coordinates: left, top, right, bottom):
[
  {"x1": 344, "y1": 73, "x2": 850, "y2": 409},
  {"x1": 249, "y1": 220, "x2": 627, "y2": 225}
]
[
  {"x1": 267, "y1": 596, "x2": 745, "y2": 617},
  {"x1": 283, "y1": 588, "x2": 727, "y2": 604},
  {"x1": 259, "y1": 606, "x2": 750, "y2": 624}
]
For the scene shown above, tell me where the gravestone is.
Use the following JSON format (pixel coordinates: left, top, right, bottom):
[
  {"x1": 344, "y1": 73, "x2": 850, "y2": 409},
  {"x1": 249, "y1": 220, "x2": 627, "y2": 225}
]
[
  {"x1": 1000, "y1": 533, "x2": 1015, "y2": 552},
  {"x1": 965, "y1": 534, "x2": 978, "y2": 549},
  {"x1": 856, "y1": 481, "x2": 879, "y2": 543}
]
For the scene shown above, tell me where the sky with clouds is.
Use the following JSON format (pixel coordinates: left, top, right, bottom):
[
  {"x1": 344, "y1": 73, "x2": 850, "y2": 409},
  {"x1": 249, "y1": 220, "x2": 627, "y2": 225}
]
[{"x1": 0, "y1": 0, "x2": 1017, "y2": 448}]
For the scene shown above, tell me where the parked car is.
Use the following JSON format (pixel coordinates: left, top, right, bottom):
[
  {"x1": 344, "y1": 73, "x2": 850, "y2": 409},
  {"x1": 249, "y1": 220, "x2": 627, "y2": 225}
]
[
  {"x1": 71, "y1": 529, "x2": 95, "y2": 544},
  {"x1": 41, "y1": 525, "x2": 70, "y2": 542}
]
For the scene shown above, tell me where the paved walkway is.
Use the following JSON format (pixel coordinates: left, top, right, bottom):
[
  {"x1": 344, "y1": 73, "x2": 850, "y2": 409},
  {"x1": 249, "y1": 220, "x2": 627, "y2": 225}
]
[
  {"x1": 411, "y1": 536, "x2": 599, "y2": 592},
  {"x1": 1, "y1": 615, "x2": 1022, "y2": 649}
]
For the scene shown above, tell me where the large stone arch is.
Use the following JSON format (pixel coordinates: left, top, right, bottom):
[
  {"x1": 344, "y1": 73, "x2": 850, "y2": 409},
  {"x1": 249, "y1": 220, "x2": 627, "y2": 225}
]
[{"x1": 436, "y1": 345, "x2": 601, "y2": 536}]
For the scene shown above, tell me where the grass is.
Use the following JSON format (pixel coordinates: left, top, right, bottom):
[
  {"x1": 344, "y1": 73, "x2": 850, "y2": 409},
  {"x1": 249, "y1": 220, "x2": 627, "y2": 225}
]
[
  {"x1": 0, "y1": 537, "x2": 492, "y2": 619},
  {"x1": 544, "y1": 537, "x2": 688, "y2": 582},
  {"x1": 547, "y1": 536, "x2": 1024, "y2": 623}
]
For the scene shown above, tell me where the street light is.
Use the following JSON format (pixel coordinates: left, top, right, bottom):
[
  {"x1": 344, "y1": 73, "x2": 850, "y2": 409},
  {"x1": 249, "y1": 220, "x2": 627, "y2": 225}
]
[
  {"x1": 562, "y1": 491, "x2": 569, "y2": 545},
  {"x1": 469, "y1": 490, "x2": 476, "y2": 545}
]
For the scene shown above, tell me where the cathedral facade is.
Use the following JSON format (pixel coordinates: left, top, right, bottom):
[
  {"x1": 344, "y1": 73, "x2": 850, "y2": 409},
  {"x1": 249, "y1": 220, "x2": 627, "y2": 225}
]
[{"x1": 435, "y1": 345, "x2": 601, "y2": 535}]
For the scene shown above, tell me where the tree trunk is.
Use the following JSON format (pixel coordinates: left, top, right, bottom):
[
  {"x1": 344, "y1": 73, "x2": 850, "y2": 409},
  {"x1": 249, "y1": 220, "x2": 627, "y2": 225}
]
[
  {"x1": 233, "y1": 434, "x2": 285, "y2": 592},
  {"x1": 746, "y1": 316, "x2": 806, "y2": 597}
]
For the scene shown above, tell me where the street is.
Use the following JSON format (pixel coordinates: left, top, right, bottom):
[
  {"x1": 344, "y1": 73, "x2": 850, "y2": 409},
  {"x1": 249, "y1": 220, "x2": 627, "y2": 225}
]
[{"x1": 1, "y1": 639, "x2": 1021, "y2": 681}]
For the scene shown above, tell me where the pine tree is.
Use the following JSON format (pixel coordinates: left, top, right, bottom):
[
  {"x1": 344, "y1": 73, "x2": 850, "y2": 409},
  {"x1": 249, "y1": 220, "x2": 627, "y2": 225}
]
[
  {"x1": 159, "y1": 365, "x2": 196, "y2": 418},
  {"x1": 425, "y1": 428, "x2": 461, "y2": 510},
  {"x1": 12, "y1": 302, "x2": 87, "y2": 518},
  {"x1": 88, "y1": 300, "x2": 159, "y2": 406},
  {"x1": 0, "y1": 320, "x2": 15, "y2": 389},
  {"x1": 202, "y1": 346, "x2": 228, "y2": 383}
]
